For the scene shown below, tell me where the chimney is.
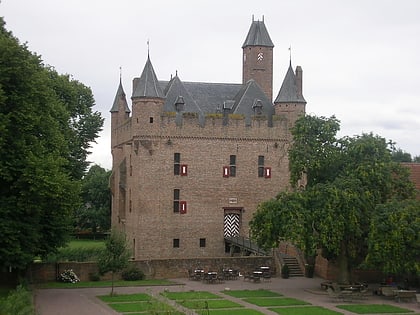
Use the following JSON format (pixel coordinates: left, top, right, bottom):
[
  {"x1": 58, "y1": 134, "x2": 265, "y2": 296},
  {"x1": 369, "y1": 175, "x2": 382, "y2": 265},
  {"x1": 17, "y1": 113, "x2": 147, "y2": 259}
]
[{"x1": 295, "y1": 66, "x2": 303, "y2": 98}]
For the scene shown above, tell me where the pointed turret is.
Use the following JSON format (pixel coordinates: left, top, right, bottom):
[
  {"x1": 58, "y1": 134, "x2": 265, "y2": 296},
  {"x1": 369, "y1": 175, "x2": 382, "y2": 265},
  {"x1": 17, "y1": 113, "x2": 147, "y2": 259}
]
[
  {"x1": 274, "y1": 62, "x2": 306, "y2": 104},
  {"x1": 242, "y1": 16, "x2": 274, "y2": 102},
  {"x1": 274, "y1": 61, "x2": 306, "y2": 121},
  {"x1": 132, "y1": 55, "x2": 164, "y2": 98},
  {"x1": 110, "y1": 78, "x2": 130, "y2": 113},
  {"x1": 110, "y1": 78, "x2": 130, "y2": 148}
]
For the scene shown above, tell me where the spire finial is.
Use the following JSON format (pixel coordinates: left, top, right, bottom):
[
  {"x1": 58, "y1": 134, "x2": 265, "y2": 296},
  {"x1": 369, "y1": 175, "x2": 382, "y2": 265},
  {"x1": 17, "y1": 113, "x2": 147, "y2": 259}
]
[
  {"x1": 252, "y1": 14, "x2": 254, "y2": 22},
  {"x1": 119, "y1": 66, "x2": 122, "y2": 83},
  {"x1": 147, "y1": 39, "x2": 150, "y2": 57},
  {"x1": 288, "y1": 46, "x2": 292, "y2": 66},
  {"x1": 262, "y1": 15, "x2": 264, "y2": 22}
]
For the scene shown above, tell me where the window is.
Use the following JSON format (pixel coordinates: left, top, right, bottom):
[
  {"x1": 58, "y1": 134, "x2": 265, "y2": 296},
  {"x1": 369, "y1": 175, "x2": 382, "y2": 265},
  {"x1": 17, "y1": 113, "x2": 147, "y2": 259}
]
[
  {"x1": 199, "y1": 238, "x2": 206, "y2": 247},
  {"x1": 258, "y1": 155, "x2": 265, "y2": 177},
  {"x1": 173, "y1": 189, "x2": 180, "y2": 213},
  {"x1": 229, "y1": 155, "x2": 236, "y2": 177},
  {"x1": 174, "y1": 153, "x2": 180, "y2": 175},
  {"x1": 173, "y1": 239, "x2": 180, "y2": 248},
  {"x1": 149, "y1": 117, "x2": 153, "y2": 123}
]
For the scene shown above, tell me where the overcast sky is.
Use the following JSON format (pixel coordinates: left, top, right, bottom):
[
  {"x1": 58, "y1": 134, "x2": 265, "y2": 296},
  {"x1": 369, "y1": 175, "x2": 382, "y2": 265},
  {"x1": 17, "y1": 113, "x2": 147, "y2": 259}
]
[{"x1": 2, "y1": 0, "x2": 420, "y2": 170}]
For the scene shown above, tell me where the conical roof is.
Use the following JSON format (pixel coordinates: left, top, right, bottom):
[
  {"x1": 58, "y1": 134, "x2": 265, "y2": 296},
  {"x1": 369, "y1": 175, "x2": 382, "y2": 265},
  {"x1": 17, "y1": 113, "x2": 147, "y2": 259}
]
[
  {"x1": 110, "y1": 79, "x2": 130, "y2": 113},
  {"x1": 132, "y1": 55, "x2": 164, "y2": 98},
  {"x1": 242, "y1": 19, "x2": 274, "y2": 48},
  {"x1": 274, "y1": 63, "x2": 306, "y2": 103}
]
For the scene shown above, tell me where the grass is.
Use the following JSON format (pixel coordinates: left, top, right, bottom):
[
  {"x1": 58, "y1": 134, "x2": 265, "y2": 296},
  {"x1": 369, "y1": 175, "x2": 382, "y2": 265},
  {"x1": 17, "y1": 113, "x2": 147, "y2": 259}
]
[
  {"x1": 65, "y1": 239, "x2": 105, "y2": 249},
  {"x1": 161, "y1": 291, "x2": 221, "y2": 300},
  {"x1": 196, "y1": 309, "x2": 266, "y2": 315},
  {"x1": 179, "y1": 298, "x2": 244, "y2": 309},
  {"x1": 336, "y1": 304, "x2": 415, "y2": 314},
  {"x1": 223, "y1": 289, "x2": 282, "y2": 298},
  {"x1": 269, "y1": 306, "x2": 343, "y2": 315},
  {"x1": 243, "y1": 297, "x2": 309, "y2": 307},
  {"x1": 98, "y1": 293, "x2": 151, "y2": 302},
  {"x1": 108, "y1": 300, "x2": 167, "y2": 312},
  {"x1": 37, "y1": 279, "x2": 175, "y2": 289}
]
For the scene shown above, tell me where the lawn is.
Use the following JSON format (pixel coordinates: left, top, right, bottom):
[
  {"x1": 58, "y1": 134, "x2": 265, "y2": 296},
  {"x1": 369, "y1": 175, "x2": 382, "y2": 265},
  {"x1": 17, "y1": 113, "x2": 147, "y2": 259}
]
[
  {"x1": 98, "y1": 293, "x2": 151, "y2": 302},
  {"x1": 65, "y1": 239, "x2": 105, "y2": 249},
  {"x1": 336, "y1": 303, "x2": 415, "y2": 314},
  {"x1": 179, "y1": 298, "x2": 244, "y2": 309},
  {"x1": 108, "y1": 300, "x2": 170, "y2": 312},
  {"x1": 243, "y1": 297, "x2": 309, "y2": 307},
  {"x1": 161, "y1": 290, "x2": 221, "y2": 300},
  {"x1": 196, "y1": 309, "x2": 266, "y2": 315},
  {"x1": 223, "y1": 289, "x2": 282, "y2": 298},
  {"x1": 269, "y1": 306, "x2": 343, "y2": 315}
]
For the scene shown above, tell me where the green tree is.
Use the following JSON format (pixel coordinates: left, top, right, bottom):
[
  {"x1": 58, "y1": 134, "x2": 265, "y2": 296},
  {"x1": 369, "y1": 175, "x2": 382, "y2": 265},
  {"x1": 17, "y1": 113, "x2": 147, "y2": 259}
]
[
  {"x1": 391, "y1": 148, "x2": 412, "y2": 163},
  {"x1": 366, "y1": 199, "x2": 420, "y2": 276},
  {"x1": 98, "y1": 230, "x2": 131, "y2": 296},
  {"x1": 251, "y1": 114, "x2": 417, "y2": 283},
  {"x1": 0, "y1": 18, "x2": 103, "y2": 272},
  {"x1": 75, "y1": 165, "x2": 111, "y2": 234}
]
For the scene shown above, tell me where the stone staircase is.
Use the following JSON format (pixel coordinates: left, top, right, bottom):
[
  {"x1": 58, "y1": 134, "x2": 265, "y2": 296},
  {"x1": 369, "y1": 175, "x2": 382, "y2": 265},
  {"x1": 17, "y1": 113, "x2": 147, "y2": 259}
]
[{"x1": 283, "y1": 256, "x2": 304, "y2": 277}]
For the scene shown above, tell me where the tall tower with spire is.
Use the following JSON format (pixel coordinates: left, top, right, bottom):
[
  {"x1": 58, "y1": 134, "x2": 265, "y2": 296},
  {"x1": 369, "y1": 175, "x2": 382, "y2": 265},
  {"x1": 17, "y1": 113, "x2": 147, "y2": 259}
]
[{"x1": 242, "y1": 16, "x2": 274, "y2": 102}]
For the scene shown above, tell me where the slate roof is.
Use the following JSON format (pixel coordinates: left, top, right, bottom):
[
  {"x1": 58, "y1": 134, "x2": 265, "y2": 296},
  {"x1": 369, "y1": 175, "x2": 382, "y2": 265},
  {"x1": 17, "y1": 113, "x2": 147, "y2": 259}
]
[
  {"x1": 158, "y1": 78, "x2": 274, "y2": 117},
  {"x1": 110, "y1": 79, "x2": 130, "y2": 113},
  {"x1": 274, "y1": 62, "x2": 306, "y2": 104},
  {"x1": 132, "y1": 55, "x2": 164, "y2": 98},
  {"x1": 242, "y1": 19, "x2": 274, "y2": 48}
]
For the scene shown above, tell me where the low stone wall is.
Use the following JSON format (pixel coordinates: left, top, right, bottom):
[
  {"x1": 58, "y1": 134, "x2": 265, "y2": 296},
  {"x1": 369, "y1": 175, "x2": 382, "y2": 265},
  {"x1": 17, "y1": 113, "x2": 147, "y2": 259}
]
[{"x1": 27, "y1": 256, "x2": 275, "y2": 283}]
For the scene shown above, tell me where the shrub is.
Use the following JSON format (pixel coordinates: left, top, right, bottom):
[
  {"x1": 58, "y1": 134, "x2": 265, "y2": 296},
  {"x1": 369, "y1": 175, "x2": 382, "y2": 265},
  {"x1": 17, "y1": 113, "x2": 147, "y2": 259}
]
[
  {"x1": 89, "y1": 272, "x2": 101, "y2": 281},
  {"x1": 0, "y1": 285, "x2": 35, "y2": 315},
  {"x1": 58, "y1": 269, "x2": 80, "y2": 283},
  {"x1": 121, "y1": 266, "x2": 144, "y2": 281}
]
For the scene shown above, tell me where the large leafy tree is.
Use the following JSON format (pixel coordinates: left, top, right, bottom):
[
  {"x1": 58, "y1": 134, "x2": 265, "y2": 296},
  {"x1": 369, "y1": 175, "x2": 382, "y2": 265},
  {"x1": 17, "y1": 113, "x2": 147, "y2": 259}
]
[
  {"x1": 366, "y1": 199, "x2": 420, "y2": 276},
  {"x1": 75, "y1": 165, "x2": 111, "y2": 234},
  {"x1": 0, "y1": 18, "x2": 103, "y2": 271},
  {"x1": 251, "y1": 114, "x2": 417, "y2": 283}
]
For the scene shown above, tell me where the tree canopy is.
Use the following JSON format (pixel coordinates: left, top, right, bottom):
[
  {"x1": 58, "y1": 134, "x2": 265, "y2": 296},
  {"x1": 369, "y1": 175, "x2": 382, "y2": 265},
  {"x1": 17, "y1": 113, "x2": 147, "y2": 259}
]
[
  {"x1": 250, "y1": 114, "x2": 418, "y2": 283},
  {"x1": 75, "y1": 165, "x2": 111, "y2": 234},
  {"x1": 0, "y1": 18, "x2": 103, "y2": 271}
]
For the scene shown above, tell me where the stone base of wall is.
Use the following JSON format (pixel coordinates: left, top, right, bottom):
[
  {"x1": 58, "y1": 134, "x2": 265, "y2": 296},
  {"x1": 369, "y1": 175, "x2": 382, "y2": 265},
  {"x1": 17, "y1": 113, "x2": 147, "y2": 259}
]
[{"x1": 27, "y1": 256, "x2": 275, "y2": 283}]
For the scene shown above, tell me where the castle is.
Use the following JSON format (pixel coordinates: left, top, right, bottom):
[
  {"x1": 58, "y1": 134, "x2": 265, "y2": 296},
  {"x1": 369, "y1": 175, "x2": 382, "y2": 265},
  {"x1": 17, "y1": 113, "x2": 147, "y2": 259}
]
[{"x1": 110, "y1": 17, "x2": 306, "y2": 260}]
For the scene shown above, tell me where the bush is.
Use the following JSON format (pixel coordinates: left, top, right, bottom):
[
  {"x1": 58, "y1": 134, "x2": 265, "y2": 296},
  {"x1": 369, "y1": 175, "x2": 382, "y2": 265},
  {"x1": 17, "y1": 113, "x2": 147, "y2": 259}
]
[
  {"x1": 121, "y1": 266, "x2": 144, "y2": 281},
  {"x1": 0, "y1": 285, "x2": 35, "y2": 315},
  {"x1": 89, "y1": 272, "x2": 101, "y2": 281}
]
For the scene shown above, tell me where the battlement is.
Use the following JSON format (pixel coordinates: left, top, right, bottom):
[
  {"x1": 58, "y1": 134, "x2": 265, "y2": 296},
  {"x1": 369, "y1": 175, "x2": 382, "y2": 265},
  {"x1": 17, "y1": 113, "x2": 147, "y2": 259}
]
[{"x1": 112, "y1": 111, "x2": 295, "y2": 149}]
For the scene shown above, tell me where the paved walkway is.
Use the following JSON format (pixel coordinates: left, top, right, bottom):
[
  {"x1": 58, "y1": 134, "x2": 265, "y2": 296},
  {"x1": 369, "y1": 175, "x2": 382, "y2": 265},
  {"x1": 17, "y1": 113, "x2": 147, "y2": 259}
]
[{"x1": 34, "y1": 276, "x2": 419, "y2": 315}]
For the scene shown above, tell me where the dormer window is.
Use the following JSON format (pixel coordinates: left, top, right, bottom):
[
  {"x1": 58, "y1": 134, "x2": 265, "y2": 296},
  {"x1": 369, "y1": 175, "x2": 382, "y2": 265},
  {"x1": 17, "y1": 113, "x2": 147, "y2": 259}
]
[
  {"x1": 174, "y1": 95, "x2": 185, "y2": 112},
  {"x1": 252, "y1": 99, "x2": 263, "y2": 115}
]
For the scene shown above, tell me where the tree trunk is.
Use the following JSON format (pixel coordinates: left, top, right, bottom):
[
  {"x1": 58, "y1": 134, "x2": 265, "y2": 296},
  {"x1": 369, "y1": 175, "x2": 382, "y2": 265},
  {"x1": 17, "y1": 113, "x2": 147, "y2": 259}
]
[
  {"x1": 111, "y1": 271, "x2": 115, "y2": 296},
  {"x1": 337, "y1": 241, "x2": 350, "y2": 284}
]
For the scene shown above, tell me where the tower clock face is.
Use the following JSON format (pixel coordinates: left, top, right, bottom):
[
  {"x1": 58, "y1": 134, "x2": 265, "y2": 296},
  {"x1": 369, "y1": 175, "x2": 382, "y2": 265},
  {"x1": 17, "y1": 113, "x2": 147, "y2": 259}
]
[{"x1": 257, "y1": 52, "x2": 264, "y2": 61}]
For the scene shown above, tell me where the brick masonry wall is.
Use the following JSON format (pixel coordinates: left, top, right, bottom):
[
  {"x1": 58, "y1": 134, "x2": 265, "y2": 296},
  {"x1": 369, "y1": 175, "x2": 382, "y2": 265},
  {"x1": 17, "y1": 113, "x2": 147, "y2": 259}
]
[{"x1": 27, "y1": 257, "x2": 275, "y2": 282}]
